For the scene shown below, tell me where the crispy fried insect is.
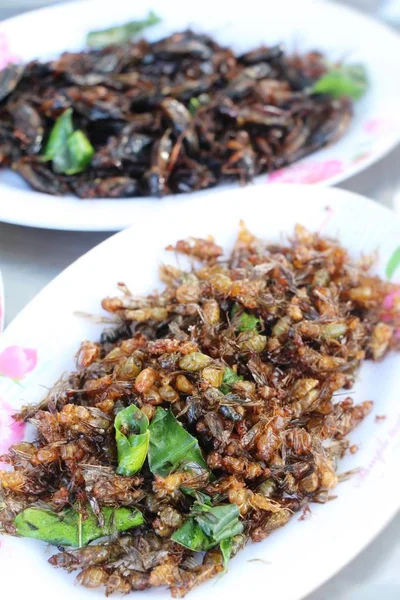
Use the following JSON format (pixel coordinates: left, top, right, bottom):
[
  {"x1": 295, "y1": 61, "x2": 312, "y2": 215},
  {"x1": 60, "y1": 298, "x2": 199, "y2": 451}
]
[
  {"x1": 285, "y1": 427, "x2": 313, "y2": 455},
  {"x1": 202, "y1": 299, "x2": 220, "y2": 325},
  {"x1": 170, "y1": 551, "x2": 224, "y2": 598},
  {"x1": 250, "y1": 509, "x2": 292, "y2": 542},
  {"x1": 31, "y1": 444, "x2": 61, "y2": 466},
  {"x1": 32, "y1": 411, "x2": 62, "y2": 443},
  {"x1": 150, "y1": 558, "x2": 181, "y2": 587},
  {"x1": 57, "y1": 404, "x2": 112, "y2": 434},
  {"x1": 49, "y1": 487, "x2": 70, "y2": 511},
  {"x1": 49, "y1": 541, "x2": 123, "y2": 571},
  {"x1": 167, "y1": 238, "x2": 223, "y2": 261},
  {"x1": 207, "y1": 452, "x2": 265, "y2": 479},
  {"x1": 76, "y1": 341, "x2": 100, "y2": 369},
  {"x1": 175, "y1": 375, "x2": 194, "y2": 394},
  {"x1": 153, "y1": 469, "x2": 209, "y2": 500},
  {"x1": 333, "y1": 399, "x2": 374, "y2": 439},
  {"x1": 134, "y1": 367, "x2": 158, "y2": 393},
  {"x1": 369, "y1": 322, "x2": 393, "y2": 361},
  {"x1": 83, "y1": 466, "x2": 144, "y2": 506},
  {"x1": 77, "y1": 566, "x2": 108, "y2": 588}
]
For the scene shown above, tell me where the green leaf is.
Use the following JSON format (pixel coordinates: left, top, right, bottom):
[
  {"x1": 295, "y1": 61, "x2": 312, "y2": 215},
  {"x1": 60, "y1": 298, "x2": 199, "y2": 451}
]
[
  {"x1": 220, "y1": 368, "x2": 243, "y2": 394},
  {"x1": 148, "y1": 408, "x2": 209, "y2": 477},
  {"x1": 171, "y1": 502, "x2": 243, "y2": 552},
  {"x1": 230, "y1": 302, "x2": 240, "y2": 318},
  {"x1": 171, "y1": 518, "x2": 214, "y2": 551},
  {"x1": 181, "y1": 488, "x2": 213, "y2": 505},
  {"x1": 43, "y1": 109, "x2": 94, "y2": 175},
  {"x1": 220, "y1": 537, "x2": 233, "y2": 570},
  {"x1": 64, "y1": 130, "x2": 95, "y2": 175},
  {"x1": 43, "y1": 108, "x2": 74, "y2": 165},
  {"x1": 311, "y1": 64, "x2": 368, "y2": 100},
  {"x1": 188, "y1": 94, "x2": 211, "y2": 115},
  {"x1": 237, "y1": 312, "x2": 260, "y2": 332},
  {"x1": 192, "y1": 502, "x2": 242, "y2": 543},
  {"x1": 87, "y1": 11, "x2": 162, "y2": 49},
  {"x1": 385, "y1": 247, "x2": 400, "y2": 280},
  {"x1": 188, "y1": 97, "x2": 201, "y2": 115},
  {"x1": 14, "y1": 505, "x2": 143, "y2": 547},
  {"x1": 115, "y1": 405, "x2": 150, "y2": 476}
]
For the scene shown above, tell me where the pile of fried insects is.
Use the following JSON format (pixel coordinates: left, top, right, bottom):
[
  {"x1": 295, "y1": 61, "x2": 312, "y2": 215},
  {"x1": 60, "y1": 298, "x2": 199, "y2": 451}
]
[
  {"x1": 0, "y1": 26, "x2": 365, "y2": 198},
  {"x1": 1, "y1": 224, "x2": 399, "y2": 597}
]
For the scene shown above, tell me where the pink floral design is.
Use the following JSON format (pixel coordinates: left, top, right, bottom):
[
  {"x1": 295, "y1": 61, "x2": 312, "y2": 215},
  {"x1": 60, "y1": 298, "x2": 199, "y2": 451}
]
[
  {"x1": 382, "y1": 289, "x2": 400, "y2": 313},
  {"x1": 0, "y1": 346, "x2": 37, "y2": 379},
  {"x1": 0, "y1": 398, "x2": 25, "y2": 455},
  {"x1": 0, "y1": 33, "x2": 18, "y2": 70},
  {"x1": 0, "y1": 270, "x2": 4, "y2": 333},
  {"x1": 269, "y1": 160, "x2": 343, "y2": 184},
  {"x1": 381, "y1": 288, "x2": 400, "y2": 339},
  {"x1": 364, "y1": 118, "x2": 389, "y2": 136}
]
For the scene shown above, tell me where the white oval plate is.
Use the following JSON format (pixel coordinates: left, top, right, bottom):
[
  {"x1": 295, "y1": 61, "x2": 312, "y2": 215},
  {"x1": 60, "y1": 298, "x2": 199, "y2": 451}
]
[
  {"x1": 0, "y1": 185, "x2": 400, "y2": 599},
  {"x1": 0, "y1": 0, "x2": 400, "y2": 231}
]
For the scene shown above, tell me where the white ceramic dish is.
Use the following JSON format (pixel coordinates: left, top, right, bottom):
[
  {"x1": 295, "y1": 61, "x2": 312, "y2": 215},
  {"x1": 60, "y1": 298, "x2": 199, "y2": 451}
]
[
  {"x1": 0, "y1": 185, "x2": 399, "y2": 600},
  {"x1": 0, "y1": 0, "x2": 400, "y2": 231}
]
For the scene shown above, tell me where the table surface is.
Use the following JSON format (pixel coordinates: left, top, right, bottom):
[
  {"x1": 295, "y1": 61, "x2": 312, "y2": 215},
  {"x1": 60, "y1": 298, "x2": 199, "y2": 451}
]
[{"x1": 0, "y1": 1, "x2": 399, "y2": 599}]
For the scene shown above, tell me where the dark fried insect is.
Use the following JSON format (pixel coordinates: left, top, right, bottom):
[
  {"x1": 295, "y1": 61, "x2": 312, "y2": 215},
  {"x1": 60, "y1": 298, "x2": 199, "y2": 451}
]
[
  {"x1": 0, "y1": 31, "x2": 353, "y2": 198},
  {"x1": 1, "y1": 224, "x2": 399, "y2": 597}
]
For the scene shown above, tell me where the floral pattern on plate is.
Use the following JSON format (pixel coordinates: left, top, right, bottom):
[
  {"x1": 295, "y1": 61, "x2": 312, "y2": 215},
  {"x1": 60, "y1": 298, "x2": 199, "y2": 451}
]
[
  {"x1": 363, "y1": 117, "x2": 391, "y2": 136},
  {"x1": 0, "y1": 397, "x2": 25, "y2": 456},
  {"x1": 265, "y1": 116, "x2": 399, "y2": 185},
  {"x1": 0, "y1": 346, "x2": 38, "y2": 380},
  {"x1": 0, "y1": 33, "x2": 18, "y2": 70},
  {"x1": 0, "y1": 270, "x2": 4, "y2": 333},
  {"x1": 269, "y1": 160, "x2": 343, "y2": 184},
  {"x1": 0, "y1": 344, "x2": 38, "y2": 457}
]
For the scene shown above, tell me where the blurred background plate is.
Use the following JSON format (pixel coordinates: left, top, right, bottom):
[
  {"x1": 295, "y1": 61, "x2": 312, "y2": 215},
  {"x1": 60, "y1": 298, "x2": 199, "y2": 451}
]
[{"x1": 0, "y1": 0, "x2": 400, "y2": 230}]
